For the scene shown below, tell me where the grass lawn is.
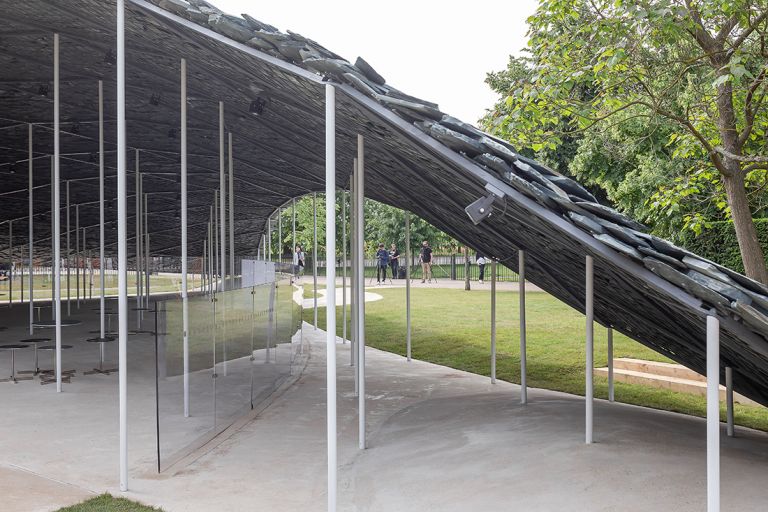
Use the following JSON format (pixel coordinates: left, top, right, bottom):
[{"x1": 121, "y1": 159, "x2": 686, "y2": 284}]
[
  {"x1": 0, "y1": 273, "x2": 193, "y2": 301},
  {"x1": 56, "y1": 494, "x2": 162, "y2": 512},
  {"x1": 304, "y1": 285, "x2": 768, "y2": 432}
]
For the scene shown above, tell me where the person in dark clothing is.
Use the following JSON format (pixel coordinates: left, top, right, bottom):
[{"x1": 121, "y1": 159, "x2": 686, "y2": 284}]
[
  {"x1": 389, "y1": 243, "x2": 400, "y2": 280},
  {"x1": 477, "y1": 253, "x2": 487, "y2": 284},
  {"x1": 376, "y1": 243, "x2": 390, "y2": 284},
  {"x1": 419, "y1": 240, "x2": 433, "y2": 283}
]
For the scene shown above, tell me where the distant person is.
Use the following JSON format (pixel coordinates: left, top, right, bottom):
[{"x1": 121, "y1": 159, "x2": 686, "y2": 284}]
[
  {"x1": 293, "y1": 245, "x2": 305, "y2": 279},
  {"x1": 477, "y1": 253, "x2": 487, "y2": 284},
  {"x1": 376, "y1": 243, "x2": 390, "y2": 284},
  {"x1": 389, "y1": 243, "x2": 400, "y2": 280},
  {"x1": 419, "y1": 240, "x2": 432, "y2": 283}
]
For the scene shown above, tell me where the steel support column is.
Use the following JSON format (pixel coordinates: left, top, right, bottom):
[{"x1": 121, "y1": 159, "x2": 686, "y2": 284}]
[
  {"x1": 406, "y1": 212, "x2": 411, "y2": 362},
  {"x1": 726, "y1": 366, "x2": 734, "y2": 437},
  {"x1": 356, "y1": 135, "x2": 366, "y2": 450},
  {"x1": 313, "y1": 192, "x2": 318, "y2": 329},
  {"x1": 491, "y1": 259, "x2": 497, "y2": 384},
  {"x1": 707, "y1": 316, "x2": 720, "y2": 512},
  {"x1": 519, "y1": 250, "x2": 527, "y2": 404},
  {"x1": 324, "y1": 82, "x2": 337, "y2": 512},
  {"x1": 586, "y1": 255, "x2": 594, "y2": 445},
  {"x1": 53, "y1": 33, "x2": 62, "y2": 393},
  {"x1": 181, "y1": 58, "x2": 189, "y2": 417},
  {"x1": 607, "y1": 327, "x2": 614, "y2": 402},
  {"x1": 219, "y1": 102, "x2": 226, "y2": 291},
  {"x1": 28, "y1": 124, "x2": 34, "y2": 335}
]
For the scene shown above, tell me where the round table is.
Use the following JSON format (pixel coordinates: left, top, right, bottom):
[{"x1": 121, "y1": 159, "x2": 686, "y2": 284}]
[
  {"x1": 17, "y1": 337, "x2": 52, "y2": 375},
  {"x1": 38, "y1": 344, "x2": 75, "y2": 385},
  {"x1": 33, "y1": 319, "x2": 82, "y2": 328},
  {"x1": 0, "y1": 344, "x2": 33, "y2": 383},
  {"x1": 83, "y1": 336, "x2": 118, "y2": 375}
]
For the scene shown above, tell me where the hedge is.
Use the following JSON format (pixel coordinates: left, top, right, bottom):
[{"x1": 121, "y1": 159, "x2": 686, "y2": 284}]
[{"x1": 678, "y1": 218, "x2": 768, "y2": 274}]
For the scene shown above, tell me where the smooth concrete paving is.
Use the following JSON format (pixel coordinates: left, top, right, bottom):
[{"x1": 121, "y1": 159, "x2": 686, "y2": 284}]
[{"x1": 3, "y1": 310, "x2": 768, "y2": 510}]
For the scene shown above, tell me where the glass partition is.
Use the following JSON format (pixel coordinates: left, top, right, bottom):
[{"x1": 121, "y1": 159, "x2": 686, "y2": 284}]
[{"x1": 155, "y1": 265, "x2": 304, "y2": 471}]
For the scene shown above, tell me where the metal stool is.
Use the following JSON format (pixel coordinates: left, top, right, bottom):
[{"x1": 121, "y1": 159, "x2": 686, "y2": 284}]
[
  {"x1": 38, "y1": 344, "x2": 75, "y2": 385},
  {"x1": 0, "y1": 345, "x2": 33, "y2": 383},
  {"x1": 83, "y1": 336, "x2": 118, "y2": 375},
  {"x1": 17, "y1": 337, "x2": 51, "y2": 375}
]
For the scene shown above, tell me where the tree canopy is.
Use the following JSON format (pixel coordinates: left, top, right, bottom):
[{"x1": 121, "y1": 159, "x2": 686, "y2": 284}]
[{"x1": 482, "y1": 0, "x2": 768, "y2": 283}]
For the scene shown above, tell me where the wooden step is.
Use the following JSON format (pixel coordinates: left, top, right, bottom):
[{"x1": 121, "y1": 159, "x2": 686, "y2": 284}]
[
  {"x1": 594, "y1": 367, "x2": 758, "y2": 405},
  {"x1": 613, "y1": 358, "x2": 705, "y2": 382}
]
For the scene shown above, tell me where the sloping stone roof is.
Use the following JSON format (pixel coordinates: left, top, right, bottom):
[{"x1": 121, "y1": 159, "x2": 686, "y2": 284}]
[{"x1": 1, "y1": 0, "x2": 767, "y2": 405}]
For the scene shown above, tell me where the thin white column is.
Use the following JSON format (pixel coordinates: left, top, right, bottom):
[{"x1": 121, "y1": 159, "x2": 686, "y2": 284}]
[
  {"x1": 313, "y1": 192, "x2": 318, "y2": 329},
  {"x1": 99, "y1": 80, "x2": 105, "y2": 339},
  {"x1": 278, "y1": 207, "x2": 283, "y2": 264},
  {"x1": 350, "y1": 169, "x2": 357, "y2": 372},
  {"x1": 228, "y1": 132, "x2": 234, "y2": 284},
  {"x1": 135, "y1": 151, "x2": 141, "y2": 307},
  {"x1": 342, "y1": 188, "x2": 347, "y2": 344},
  {"x1": 519, "y1": 250, "x2": 527, "y2": 403},
  {"x1": 28, "y1": 124, "x2": 34, "y2": 335},
  {"x1": 707, "y1": 316, "x2": 720, "y2": 512},
  {"x1": 607, "y1": 327, "x2": 614, "y2": 402},
  {"x1": 406, "y1": 212, "x2": 411, "y2": 362},
  {"x1": 144, "y1": 194, "x2": 149, "y2": 302},
  {"x1": 8, "y1": 221, "x2": 13, "y2": 306},
  {"x1": 76, "y1": 204, "x2": 80, "y2": 308},
  {"x1": 324, "y1": 83, "x2": 337, "y2": 512},
  {"x1": 219, "y1": 102, "x2": 226, "y2": 291},
  {"x1": 356, "y1": 134, "x2": 366, "y2": 450},
  {"x1": 66, "y1": 180, "x2": 70, "y2": 316},
  {"x1": 181, "y1": 58, "x2": 190, "y2": 418},
  {"x1": 585, "y1": 255, "x2": 594, "y2": 444},
  {"x1": 267, "y1": 217, "x2": 271, "y2": 262},
  {"x1": 53, "y1": 33, "x2": 62, "y2": 392},
  {"x1": 214, "y1": 193, "x2": 219, "y2": 285},
  {"x1": 50, "y1": 156, "x2": 54, "y2": 319},
  {"x1": 726, "y1": 366, "x2": 734, "y2": 437},
  {"x1": 116, "y1": 0, "x2": 129, "y2": 492},
  {"x1": 291, "y1": 198, "x2": 296, "y2": 266},
  {"x1": 491, "y1": 259, "x2": 497, "y2": 384}
]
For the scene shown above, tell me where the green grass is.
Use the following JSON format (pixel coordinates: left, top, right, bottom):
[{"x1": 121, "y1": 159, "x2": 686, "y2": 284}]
[
  {"x1": 304, "y1": 285, "x2": 768, "y2": 432},
  {"x1": 0, "y1": 273, "x2": 192, "y2": 301},
  {"x1": 56, "y1": 494, "x2": 162, "y2": 512}
]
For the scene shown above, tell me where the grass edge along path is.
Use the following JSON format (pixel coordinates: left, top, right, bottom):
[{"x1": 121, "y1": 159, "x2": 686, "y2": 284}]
[
  {"x1": 56, "y1": 494, "x2": 163, "y2": 512},
  {"x1": 303, "y1": 285, "x2": 768, "y2": 432}
]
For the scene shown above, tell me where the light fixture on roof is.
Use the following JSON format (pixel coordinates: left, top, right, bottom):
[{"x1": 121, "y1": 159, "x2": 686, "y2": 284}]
[
  {"x1": 38, "y1": 84, "x2": 49, "y2": 97},
  {"x1": 249, "y1": 97, "x2": 267, "y2": 116},
  {"x1": 465, "y1": 183, "x2": 505, "y2": 226},
  {"x1": 9, "y1": 163, "x2": 16, "y2": 174}
]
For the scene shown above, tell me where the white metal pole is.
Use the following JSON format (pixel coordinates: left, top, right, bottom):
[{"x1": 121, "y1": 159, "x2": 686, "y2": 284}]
[
  {"x1": 228, "y1": 132, "x2": 234, "y2": 284},
  {"x1": 725, "y1": 366, "x2": 734, "y2": 437},
  {"x1": 707, "y1": 315, "x2": 720, "y2": 512},
  {"x1": 324, "y1": 83, "x2": 337, "y2": 512},
  {"x1": 278, "y1": 207, "x2": 283, "y2": 265},
  {"x1": 342, "y1": 188, "x2": 347, "y2": 344},
  {"x1": 99, "y1": 81, "x2": 105, "y2": 339},
  {"x1": 135, "y1": 151, "x2": 141, "y2": 308},
  {"x1": 350, "y1": 169, "x2": 357, "y2": 372},
  {"x1": 28, "y1": 124, "x2": 34, "y2": 336},
  {"x1": 66, "y1": 180, "x2": 70, "y2": 316},
  {"x1": 144, "y1": 194, "x2": 149, "y2": 303},
  {"x1": 214, "y1": 193, "x2": 219, "y2": 286},
  {"x1": 406, "y1": 212, "x2": 411, "y2": 362},
  {"x1": 50, "y1": 155, "x2": 54, "y2": 319},
  {"x1": 313, "y1": 192, "x2": 318, "y2": 329},
  {"x1": 357, "y1": 134, "x2": 366, "y2": 450},
  {"x1": 586, "y1": 255, "x2": 594, "y2": 445},
  {"x1": 292, "y1": 198, "x2": 296, "y2": 269},
  {"x1": 219, "y1": 102, "x2": 226, "y2": 292},
  {"x1": 519, "y1": 250, "x2": 527, "y2": 403},
  {"x1": 607, "y1": 327, "x2": 614, "y2": 402},
  {"x1": 491, "y1": 259, "x2": 497, "y2": 384},
  {"x1": 181, "y1": 58, "x2": 190, "y2": 417},
  {"x1": 116, "y1": 0, "x2": 129, "y2": 492},
  {"x1": 76, "y1": 204, "x2": 80, "y2": 308},
  {"x1": 53, "y1": 33, "x2": 62, "y2": 392}
]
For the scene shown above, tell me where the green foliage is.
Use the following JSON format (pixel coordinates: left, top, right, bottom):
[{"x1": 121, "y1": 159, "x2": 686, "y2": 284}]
[
  {"x1": 271, "y1": 195, "x2": 459, "y2": 260},
  {"x1": 481, "y1": 0, "x2": 768, "y2": 270},
  {"x1": 679, "y1": 218, "x2": 768, "y2": 272}
]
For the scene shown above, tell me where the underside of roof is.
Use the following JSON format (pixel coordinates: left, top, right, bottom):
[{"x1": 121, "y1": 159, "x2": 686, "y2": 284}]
[{"x1": 2, "y1": 0, "x2": 768, "y2": 406}]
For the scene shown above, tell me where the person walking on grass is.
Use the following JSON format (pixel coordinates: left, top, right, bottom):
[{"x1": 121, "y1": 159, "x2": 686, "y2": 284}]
[
  {"x1": 477, "y1": 253, "x2": 486, "y2": 284},
  {"x1": 419, "y1": 240, "x2": 433, "y2": 283},
  {"x1": 376, "y1": 243, "x2": 390, "y2": 284}
]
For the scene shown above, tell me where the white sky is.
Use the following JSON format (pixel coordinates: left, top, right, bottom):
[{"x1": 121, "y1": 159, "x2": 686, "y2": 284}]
[{"x1": 214, "y1": 0, "x2": 538, "y2": 126}]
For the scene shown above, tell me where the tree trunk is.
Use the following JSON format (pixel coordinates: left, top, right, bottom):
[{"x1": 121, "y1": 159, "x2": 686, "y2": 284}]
[{"x1": 722, "y1": 170, "x2": 768, "y2": 284}]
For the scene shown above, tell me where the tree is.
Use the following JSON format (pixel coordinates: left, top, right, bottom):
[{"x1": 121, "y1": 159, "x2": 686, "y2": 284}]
[{"x1": 483, "y1": 0, "x2": 768, "y2": 283}]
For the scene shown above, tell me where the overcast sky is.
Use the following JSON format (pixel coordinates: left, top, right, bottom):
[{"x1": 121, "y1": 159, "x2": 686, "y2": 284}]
[{"x1": 214, "y1": 0, "x2": 538, "y2": 126}]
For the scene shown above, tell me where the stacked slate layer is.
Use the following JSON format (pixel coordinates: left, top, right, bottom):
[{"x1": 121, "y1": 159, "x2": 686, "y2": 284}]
[{"x1": 150, "y1": 0, "x2": 768, "y2": 344}]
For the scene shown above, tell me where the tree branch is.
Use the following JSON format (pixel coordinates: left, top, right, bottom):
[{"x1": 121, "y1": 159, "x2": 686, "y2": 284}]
[
  {"x1": 727, "y1": 9, "x2": 768, "y2": 56},
  {"x1": 715, "y1": 146, "x2": 768, "y2": 164},
  {"x1": 739, "y1": 67, "x2": 767, "y2": 147}
]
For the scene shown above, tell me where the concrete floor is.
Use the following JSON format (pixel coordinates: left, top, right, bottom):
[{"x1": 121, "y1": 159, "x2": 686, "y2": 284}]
[{"x1": 3, "y1": 309, "x2": 768, "y2": 511}]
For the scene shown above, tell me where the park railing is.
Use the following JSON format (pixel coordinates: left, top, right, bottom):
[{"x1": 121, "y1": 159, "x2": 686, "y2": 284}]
[{"x1": 274, "y1": 253, "x2": 519, "y2": 282}]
